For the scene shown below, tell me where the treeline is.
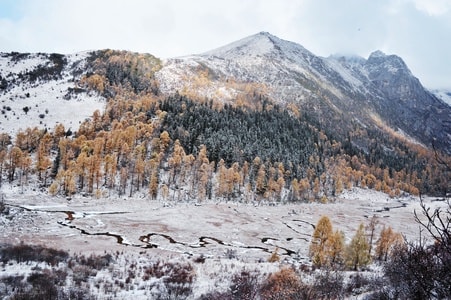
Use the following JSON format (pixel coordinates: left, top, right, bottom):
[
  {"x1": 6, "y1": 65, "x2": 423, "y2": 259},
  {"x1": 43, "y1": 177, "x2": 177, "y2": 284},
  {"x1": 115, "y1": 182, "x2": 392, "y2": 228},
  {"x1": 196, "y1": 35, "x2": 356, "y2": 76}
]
[{"x1": 0, "y1": 91, "x2": 447, "y2": 202}]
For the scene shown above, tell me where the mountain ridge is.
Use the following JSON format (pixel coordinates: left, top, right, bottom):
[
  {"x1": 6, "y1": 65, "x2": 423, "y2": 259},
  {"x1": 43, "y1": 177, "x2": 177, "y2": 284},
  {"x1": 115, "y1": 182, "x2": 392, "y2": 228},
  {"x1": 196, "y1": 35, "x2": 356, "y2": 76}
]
[
  {"x1": 156, "y1": 32, "x2": 450, "y2": 154},
  {"x1": 0, "y1": 33, "x2": 449, "y2": 200},
  {"x1": 0, "y1": 33, "x2": 449, "y2": 155}
]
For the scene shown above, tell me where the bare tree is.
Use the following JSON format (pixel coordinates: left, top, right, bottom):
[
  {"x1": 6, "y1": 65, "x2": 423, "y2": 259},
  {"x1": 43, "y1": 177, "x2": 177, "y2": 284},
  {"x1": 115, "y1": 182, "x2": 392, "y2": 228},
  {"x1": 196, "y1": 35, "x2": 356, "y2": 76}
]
[
  {"x1": 380, "y1": 198, "x2": 451, "y2": 299},
  {"x1": 414, "y1": 196, "x2": 450, "y2": 254}
]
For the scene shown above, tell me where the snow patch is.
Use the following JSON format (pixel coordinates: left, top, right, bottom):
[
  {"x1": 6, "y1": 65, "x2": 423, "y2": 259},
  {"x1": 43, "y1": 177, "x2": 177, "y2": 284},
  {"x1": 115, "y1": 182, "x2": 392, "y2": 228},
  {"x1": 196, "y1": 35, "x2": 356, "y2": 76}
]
[
  {"x1": 431, "y1": 88, "x2": 451, "y2": 106},
  {"x1": 0, "y1": 51, "x2": 105, "y2": 137}
]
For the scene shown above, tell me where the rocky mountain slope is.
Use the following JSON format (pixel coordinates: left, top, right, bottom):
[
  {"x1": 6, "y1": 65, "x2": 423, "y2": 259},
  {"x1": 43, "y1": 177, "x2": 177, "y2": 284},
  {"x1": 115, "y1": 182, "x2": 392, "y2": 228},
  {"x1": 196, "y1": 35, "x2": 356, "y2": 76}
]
[
  {"x1": 0, "y1": 33, "x2": 448, "y2": 154},
  {"x1": 156, "y1": 32, "x2": 450, "y2": 154}
]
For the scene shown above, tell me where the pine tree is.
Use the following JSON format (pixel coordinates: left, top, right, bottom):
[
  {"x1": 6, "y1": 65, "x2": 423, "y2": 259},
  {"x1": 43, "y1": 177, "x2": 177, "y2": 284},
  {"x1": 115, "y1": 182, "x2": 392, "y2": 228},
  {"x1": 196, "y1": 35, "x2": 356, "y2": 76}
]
[
  {"x1": 0, "y1": 150, "x2": 6, "y2": 187},
  {"x1": 197, "y1": 161, "x2": 210, "y2": 201},
  {"x1": 36, "y1": 137, "x2": 52, "y2": 185},
  {"x1": 168, "y1": 140, "x2": 185, "y2": 185},
  {"x1": 7, "y1": 146, "x2": 23, "y2": 182},
  {"x1": 20, "y1": 151, "x2": 32, "y2": 188},
  {"x1": 194, "y1": 145, "x2": 210, "y2": 201},
  {"x1": 290, "y1": 179, "x2": 300, "y2": 202},
  {"x1": 147, "y1": 156, "x2": 160, "y2": 199},
  {"x1": 104, "y1": 154, "x2": 117, "y2": 190},
  {"x1": 159, "y1": 131, "x2": 171, "y2": 155},
  {"x1": 217, "y1": 159, "x2": 228, "y2": 199},
  {"x1": 76, "y1": 150, "x2": 88, "y2": 191},
  {"x1": 329, "y1": 230, "x2": 345, "y2": 266},
  {"x1": 256, "y1": 163, "x2": 266, "y2": 197},
  {"x1": 148, "y1": 172, "x2": 159, "y2": 199},
  {"x1": 366, "y1": 215, "x2": 379, "y2": 257}
]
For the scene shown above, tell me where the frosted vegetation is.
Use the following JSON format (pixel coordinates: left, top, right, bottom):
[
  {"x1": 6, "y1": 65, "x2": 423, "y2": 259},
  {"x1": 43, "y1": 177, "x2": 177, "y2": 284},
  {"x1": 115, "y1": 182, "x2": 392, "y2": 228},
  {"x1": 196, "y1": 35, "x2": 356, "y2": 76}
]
[{"x1": 0, "y1": 41, "x2": 449, "y2": 299}]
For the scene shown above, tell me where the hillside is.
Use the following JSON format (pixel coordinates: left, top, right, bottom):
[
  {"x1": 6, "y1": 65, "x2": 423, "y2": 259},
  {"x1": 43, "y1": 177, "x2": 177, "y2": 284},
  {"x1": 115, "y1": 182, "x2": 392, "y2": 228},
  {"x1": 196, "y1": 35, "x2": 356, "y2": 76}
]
[
  {"x1": 0, "y1": 32, "x2": 450, "y2": 299},
  {"x1": 0, "y1": 51, "x2": 105, "y2": 136},
  {"x1": 0, "y1": 34, "x2": 448, "y2": 202},
  {"x1": 157, "y1": 32, "x2": 450, "y2": 154}
]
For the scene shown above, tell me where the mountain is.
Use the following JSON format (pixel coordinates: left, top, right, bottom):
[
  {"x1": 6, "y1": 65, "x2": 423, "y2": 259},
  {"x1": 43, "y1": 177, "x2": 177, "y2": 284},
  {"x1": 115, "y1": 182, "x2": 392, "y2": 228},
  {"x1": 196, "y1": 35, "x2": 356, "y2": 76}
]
[
  {"x1": 1, "y1": 33, "x2": 448, "y2": 154},
  {"x1": 0, "y1": 33, "x2": 449, "y2": 198},
  {"x1": 156, "y1": 32, "x2": 451, "y2": 154},
  {"x1": 0, "y1": 35, "x2": 449, "y2": 300}
]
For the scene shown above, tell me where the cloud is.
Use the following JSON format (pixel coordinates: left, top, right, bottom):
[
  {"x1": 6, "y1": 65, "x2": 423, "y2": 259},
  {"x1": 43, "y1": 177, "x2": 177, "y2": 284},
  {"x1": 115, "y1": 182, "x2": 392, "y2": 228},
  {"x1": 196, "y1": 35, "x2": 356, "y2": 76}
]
[{"x1": 412, "y1": 0, "x2": 451, "y2": 16}]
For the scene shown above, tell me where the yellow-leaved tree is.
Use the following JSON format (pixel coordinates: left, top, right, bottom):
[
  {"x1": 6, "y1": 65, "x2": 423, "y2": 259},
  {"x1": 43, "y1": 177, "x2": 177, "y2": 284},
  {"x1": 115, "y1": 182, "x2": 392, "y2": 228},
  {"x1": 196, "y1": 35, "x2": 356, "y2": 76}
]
[
  {"x1": 345, "y1": 223, "x2": 371, "y2": 270},
  {"x1": 375, "y1": 226, "x2": 404, "y2": 261},
  {"x1": 309, "y1": 215, "x2": 343, "y2": 267}
]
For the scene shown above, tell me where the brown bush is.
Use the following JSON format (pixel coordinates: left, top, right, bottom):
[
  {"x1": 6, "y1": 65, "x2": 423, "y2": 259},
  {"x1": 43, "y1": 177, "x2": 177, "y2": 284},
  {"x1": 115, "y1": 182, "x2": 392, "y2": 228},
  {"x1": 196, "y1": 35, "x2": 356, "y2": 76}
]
[{"x1": 260, "y1": 267, "x2": 308, "y2": 300}]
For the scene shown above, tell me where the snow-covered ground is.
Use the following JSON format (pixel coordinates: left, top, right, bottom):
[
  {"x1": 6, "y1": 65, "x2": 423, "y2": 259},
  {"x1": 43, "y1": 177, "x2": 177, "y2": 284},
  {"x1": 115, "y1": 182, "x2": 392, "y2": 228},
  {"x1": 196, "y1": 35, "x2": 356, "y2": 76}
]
[
  {"x1": 1, "y1": 186, "x2": 444, "y2": 261},
  {"x1": 0, "y1": 52, "x2": 105, "y2": 137},
  {"x1": 1, "y1": 185, "x2": 446, "y2": 298}
]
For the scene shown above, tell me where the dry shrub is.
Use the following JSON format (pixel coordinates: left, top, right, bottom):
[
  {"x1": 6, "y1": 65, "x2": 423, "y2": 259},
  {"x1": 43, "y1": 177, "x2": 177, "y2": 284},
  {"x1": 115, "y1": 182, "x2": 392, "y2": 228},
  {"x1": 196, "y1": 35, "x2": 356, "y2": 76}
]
[
  {"x1": 72, "y1": 265, "x2": 95, "y2": 285},
  {"x1": 267, "y1": 248, "x2": 280, "y2": 263},
  {"x1": 312, "y1": 270, "x2": 345, "y2": 299},
  {"x1": 144, "y1": 260, "x2": 196, "y2": 300},
  {"x1": 0, "y1": 243, "x2": 68, "y2": 265},
  {"x1": 200, "y1": 269, "x2": 261, "y2": 300},
  {"x1": 229, "y1": 270, "x2": 260, "y2": 300},
  {"x1": 345, "y1": 272, "x2": 372, "y2": 295},
  {"x1": 260, "y1": 267, "x2": 315, "y2": 300}
]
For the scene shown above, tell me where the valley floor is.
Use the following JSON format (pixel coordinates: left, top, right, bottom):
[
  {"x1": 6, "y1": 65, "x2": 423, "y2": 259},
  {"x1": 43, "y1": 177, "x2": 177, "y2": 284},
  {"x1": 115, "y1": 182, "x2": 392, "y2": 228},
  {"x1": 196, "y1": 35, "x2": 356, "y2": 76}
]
[
  {"x1": 0, "y1": 187, "x2": 441, "y2": 261},
  {"x1": 1, "y1": 187, "x2": 447, "y2": 299}
]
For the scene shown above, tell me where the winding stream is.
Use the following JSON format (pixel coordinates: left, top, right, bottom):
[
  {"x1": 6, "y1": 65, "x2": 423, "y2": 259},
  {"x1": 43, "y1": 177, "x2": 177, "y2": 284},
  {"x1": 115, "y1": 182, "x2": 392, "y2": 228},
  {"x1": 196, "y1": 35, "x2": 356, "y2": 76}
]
[{"x1": 8, "y1": 203, "x2": 301, "y2": 257}]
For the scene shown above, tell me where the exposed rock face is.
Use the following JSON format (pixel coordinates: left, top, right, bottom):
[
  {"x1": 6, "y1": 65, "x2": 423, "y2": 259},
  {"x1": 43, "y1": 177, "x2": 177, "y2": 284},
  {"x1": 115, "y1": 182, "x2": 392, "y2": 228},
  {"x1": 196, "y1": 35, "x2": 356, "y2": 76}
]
[
  {"x1": 156, "y1": 32, "x2": 451, "y2": 153},
  {"x1": 362, "y1": 51, "x2": 450, "y2": 152}
]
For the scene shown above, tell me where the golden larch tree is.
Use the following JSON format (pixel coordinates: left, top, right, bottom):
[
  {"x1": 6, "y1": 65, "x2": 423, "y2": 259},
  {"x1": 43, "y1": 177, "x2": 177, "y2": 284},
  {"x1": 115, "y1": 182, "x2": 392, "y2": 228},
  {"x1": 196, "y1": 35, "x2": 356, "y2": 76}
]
[
  {"x1": 345, "y1": 223, "x2": 371, "y2": 270},
  {"x1": 375, "y1": 226, "x2": 404, "y2": 261},
  {"x1": 309, "y1": 215, "x2": 334, "y2": 267}
]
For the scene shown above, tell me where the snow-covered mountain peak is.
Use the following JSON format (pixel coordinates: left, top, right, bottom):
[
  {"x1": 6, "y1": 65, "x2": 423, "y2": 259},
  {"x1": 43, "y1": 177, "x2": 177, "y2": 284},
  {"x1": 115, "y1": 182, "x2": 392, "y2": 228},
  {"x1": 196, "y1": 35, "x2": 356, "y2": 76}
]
[
  {"x1": 201, "y1": 32, "x2": 313, "y2": 62},
  {"x1": 156, "y1": 32, "x2": 450, "y2": 153},
  {"x1": 366, "y1": 50, "x2": 410, "y2": 74},
  {"x1": 328, "y1": 54, "x2": 366, "y2": 64},
  {"x1": 363, "y1": 51, "x2": 412, "y2": 79},
  {"x1": 368, "y1": 50, "x2": 386, "y2": 59}
]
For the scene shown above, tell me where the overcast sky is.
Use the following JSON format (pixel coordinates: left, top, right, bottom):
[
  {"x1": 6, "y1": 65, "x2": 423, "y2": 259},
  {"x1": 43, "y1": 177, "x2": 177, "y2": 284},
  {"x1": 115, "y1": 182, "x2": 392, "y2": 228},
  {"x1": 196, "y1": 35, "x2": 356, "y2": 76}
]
[{"x1": 0, "y1": 0, "x2": 450, "y2": 89}]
